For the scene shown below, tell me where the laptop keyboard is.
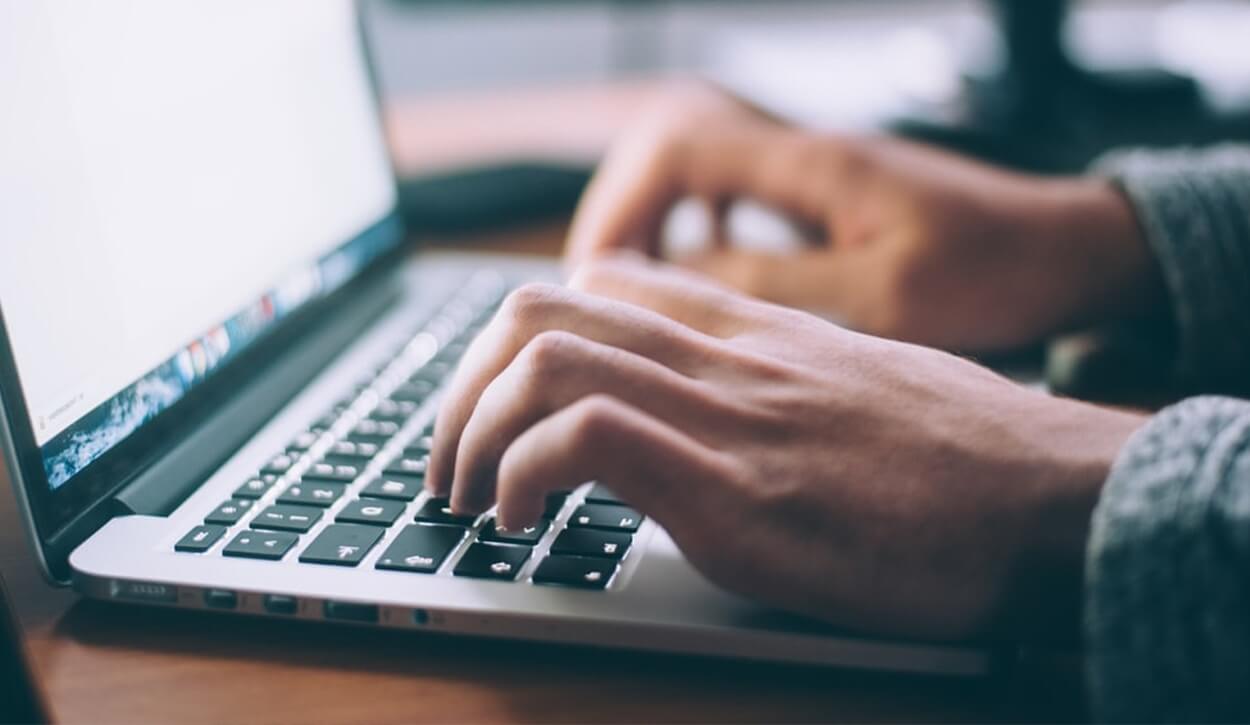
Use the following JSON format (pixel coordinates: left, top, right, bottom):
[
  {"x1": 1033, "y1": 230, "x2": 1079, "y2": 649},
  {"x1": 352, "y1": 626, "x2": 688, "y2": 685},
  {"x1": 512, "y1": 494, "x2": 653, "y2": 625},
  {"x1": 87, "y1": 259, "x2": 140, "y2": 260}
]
[{"x1": 173, "y1": 273, "x2": 645, "y2": 591}]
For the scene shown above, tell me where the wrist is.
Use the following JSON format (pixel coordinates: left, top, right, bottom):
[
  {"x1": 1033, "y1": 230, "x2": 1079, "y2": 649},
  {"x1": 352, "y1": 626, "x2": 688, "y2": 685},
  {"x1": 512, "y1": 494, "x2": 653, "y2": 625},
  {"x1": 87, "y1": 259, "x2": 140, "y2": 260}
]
[
  {"x1": 1040, "y1": 178, "x2": 1167, "y2": 332},
  {"x1": 1000, "y1": 395, "x2": 1149, "y2": 644}
]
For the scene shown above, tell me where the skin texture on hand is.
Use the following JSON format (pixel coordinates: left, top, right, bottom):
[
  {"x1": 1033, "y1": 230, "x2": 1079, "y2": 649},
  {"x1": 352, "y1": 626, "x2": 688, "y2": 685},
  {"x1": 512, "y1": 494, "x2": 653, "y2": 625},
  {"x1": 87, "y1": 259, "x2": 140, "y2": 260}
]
[
  {"x1": 565, "y1": 85, "x2": 1163, "y2": 354},
  {"x1": 428, "y1": 256, "x2": 1148, "y2": 643}
]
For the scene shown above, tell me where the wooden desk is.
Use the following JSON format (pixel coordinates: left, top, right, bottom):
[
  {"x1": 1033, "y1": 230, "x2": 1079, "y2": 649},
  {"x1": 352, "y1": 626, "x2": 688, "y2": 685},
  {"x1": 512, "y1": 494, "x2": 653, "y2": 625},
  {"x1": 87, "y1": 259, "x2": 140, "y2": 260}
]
[{"x1": 1, "y1": 81, "x2": 1088, "y2": 723}]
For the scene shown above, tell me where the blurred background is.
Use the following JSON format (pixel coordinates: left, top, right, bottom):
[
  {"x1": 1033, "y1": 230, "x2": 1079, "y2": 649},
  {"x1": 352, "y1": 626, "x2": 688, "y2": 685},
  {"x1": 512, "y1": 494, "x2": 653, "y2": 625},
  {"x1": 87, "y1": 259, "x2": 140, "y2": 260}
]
[{"x1": 367, "y1": 0, "x2": 1250, "y2": 231}]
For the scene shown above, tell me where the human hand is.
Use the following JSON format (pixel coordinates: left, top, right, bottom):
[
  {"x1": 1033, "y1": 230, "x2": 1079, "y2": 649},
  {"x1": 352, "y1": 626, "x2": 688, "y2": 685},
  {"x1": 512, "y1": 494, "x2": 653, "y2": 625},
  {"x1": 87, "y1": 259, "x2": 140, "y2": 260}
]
[
  {"x1": 428, "y1": 256, "x2": 1147, "y2": 641},
  {"x1": 566, "y1": 85, "x2": 1161, "y2": 353}
]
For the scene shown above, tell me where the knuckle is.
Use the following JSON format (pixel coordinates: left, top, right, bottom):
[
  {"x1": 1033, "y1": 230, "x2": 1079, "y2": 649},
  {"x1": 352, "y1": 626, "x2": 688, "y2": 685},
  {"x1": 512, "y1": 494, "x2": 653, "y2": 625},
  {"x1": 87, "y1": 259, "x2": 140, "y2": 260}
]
[
  {"x1": 566, "y1": 258, "x2": 620, "y2": 294},
  {"x1": 567, "y1": 394, "x2": 625, "y2": 447},
  {"x1": 501, "y1": 282, "x2": 567, "y2": 330},
  {"x1": 518, "y1": 330, "x2": 584, "y2": 380}
]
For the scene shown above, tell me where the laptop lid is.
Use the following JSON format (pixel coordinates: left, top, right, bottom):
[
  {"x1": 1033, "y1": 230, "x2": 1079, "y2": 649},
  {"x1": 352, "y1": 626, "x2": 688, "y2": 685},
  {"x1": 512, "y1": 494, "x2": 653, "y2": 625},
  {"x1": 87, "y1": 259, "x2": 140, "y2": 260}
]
[{"x1": 0, "y1": 1, "x2": 406, "y2": 582}]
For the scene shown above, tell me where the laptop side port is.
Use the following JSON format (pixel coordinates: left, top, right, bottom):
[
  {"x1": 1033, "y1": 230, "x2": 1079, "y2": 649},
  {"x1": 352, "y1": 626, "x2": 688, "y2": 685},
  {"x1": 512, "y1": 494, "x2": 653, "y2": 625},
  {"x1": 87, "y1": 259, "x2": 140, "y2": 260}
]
[
  {"x1": 203, "y1": 589, "x2": 238, "y2": 610},
  {"x1": 323, "y1": 601, "x2": 378, "y2": 623},
  {"x1": 263, "y1": 594, "x2": 298, "y2": 615}
]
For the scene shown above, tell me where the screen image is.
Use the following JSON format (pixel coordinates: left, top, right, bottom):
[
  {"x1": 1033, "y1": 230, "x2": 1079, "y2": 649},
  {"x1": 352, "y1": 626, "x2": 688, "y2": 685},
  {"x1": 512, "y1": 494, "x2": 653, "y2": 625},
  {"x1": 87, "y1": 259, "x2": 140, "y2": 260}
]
[{"x1": 0, "y1": 0, "x2": 400, "y2": 489}]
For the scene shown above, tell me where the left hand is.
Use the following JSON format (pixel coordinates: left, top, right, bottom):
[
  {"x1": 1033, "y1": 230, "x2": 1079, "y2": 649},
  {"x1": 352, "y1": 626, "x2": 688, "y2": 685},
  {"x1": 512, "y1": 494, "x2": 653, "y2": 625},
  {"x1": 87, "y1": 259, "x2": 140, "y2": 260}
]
[{"x1": 427, "y1": 255, "x2": 1146, "y2": 641}]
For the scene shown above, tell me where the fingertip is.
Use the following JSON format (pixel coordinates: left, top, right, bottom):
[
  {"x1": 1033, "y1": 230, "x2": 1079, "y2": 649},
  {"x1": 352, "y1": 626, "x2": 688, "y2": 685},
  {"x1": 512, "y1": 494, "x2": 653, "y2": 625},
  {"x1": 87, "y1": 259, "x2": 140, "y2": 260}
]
[
  {"x1": 423, "y1": 477, "x2": 448, "y2": 498},
  {"x1": 495, "y1": 500, "x2": 542, "y2": 533},
  {"x1": 448, "y1": 488, "x2": 489, "y2": 517}
]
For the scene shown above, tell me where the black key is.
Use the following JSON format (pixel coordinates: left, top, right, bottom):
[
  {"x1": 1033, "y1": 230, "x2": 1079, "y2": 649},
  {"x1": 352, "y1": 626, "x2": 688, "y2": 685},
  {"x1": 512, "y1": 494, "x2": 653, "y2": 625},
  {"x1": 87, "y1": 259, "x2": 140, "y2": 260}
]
[
  {"x1": 277, "y1": 481, "x2": 345, "y2": 508},
  {"x1": 435, "y1": 342, "x2": 468, "y2": 363},
  {"x1": 411, "y1": 361, "x2": 453, "y2": 384},
  {"x1": 313, "y1": 410, "x2": 345, "y2": 430},
  {"x1": 479, "y1": 518, "x2": 548, "y2": 546},
  {"x1": 360, "y1": 474, "x2": 423, "y2": 501},
  {"x1": 327, "y1": 440, "x2": 380, "y2": 460},
  {"x1": 389, "y1": 380, "x2": 434, "y2": 404},
  {"x1": 585, "y1": 483, "x2": 628, "y2": 506},
  {"x1": 205, "y1": 499, "x2": 254, "y2": 525},
  {"x1": 349, "y1": 419, "x2": 400, "y2": 444},
  {"x1": 453, "y1": 543, "x2": 530, "y2": 581},
  {"x1": 543, "y1": 492, "x2": 571, "y2": 519},
  {"x1": 415, "y1": 497, "x2": 478, "y2": 526},
  {"x1": 375, "y1": 524, "x2": 466, "y2": 573},
  {"x1": 260, "y1": 452, "x2": 297, "y2": 476},
  {"x1": 234, "y1": 475, "x2": 278, "y2": 499},
  {"x1": 405, "y1": 436, "x2": 434, "y2": 456},
  {"x1": 252, "y1": 504, "x2": 322, "y2": 533},
  {"x1": 532, "y1": 555, "x2": 617, "y2": 589},
  {"x1": 370, "y1": 399, "x2": 418, "y2": 423},
  {"x1": 302, "y1": 461, "x2": 364, "y2": 483},
  {"x1": 337, "y1": 499, "x2": 405, "y2": 527},
  {"x1": 550, "y1": 528, "x2": 632, "y2": 560},
  {"x1": 222, "y1": 530, "x2": 298, "y2": 560},
  {"x1": 298, "y1": 524, "x2": 383, "y2": 567},
  {"x1": 175, "y1": 524, "x2": 226, "y2": 553},
  {"x1": 288, "y1": 430, "x2": 321, "y2": 451},
  {"x1": 568, "y1": 504, "x2": 643, "y2": 533},
  {"x1": 320, "y1": 454, "x2": 368, "y2": 471},
  {"x1": 385, "y1": 455, "x2": 428, "y2": 477}
]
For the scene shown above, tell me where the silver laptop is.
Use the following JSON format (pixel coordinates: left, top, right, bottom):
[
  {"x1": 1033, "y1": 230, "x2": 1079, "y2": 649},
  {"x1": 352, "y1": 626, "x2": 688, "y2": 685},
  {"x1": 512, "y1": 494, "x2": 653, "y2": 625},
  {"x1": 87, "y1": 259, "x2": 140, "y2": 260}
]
[{"x1": 0, "y1": 0, "x2": 991, "y2": 675}]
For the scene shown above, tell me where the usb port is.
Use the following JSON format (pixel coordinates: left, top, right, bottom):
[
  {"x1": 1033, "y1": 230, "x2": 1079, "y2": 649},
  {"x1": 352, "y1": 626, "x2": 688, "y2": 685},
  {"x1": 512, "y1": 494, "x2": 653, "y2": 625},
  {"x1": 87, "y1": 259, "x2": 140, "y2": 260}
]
[
  {"x1": 323, "y1": 601, "x2": 378, "y2": 623},
  {"x1": 263, "y1": 594, "x2": 298, "y2": 615},
  {"x1": 203, "y1": 589, "x2": 237, "y2": 610}
]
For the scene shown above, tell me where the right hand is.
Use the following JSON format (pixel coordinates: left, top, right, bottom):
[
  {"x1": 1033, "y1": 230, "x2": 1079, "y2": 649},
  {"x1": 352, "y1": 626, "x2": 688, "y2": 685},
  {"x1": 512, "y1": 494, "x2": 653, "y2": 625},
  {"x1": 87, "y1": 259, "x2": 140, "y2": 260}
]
[
  {"x1": 565, "y1": 84, "x2": 1162, "y2": 353},
  {"x1": 428, "y1": 256, "x2": 1148, "y2": 641}
]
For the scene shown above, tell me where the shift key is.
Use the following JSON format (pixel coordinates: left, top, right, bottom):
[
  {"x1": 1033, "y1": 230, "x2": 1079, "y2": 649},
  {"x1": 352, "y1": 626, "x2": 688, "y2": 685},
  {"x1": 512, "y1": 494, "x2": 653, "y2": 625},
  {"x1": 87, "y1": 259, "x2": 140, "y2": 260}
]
[{"x1": 375, "y1": 525, "x2": 466, "y2": 574}]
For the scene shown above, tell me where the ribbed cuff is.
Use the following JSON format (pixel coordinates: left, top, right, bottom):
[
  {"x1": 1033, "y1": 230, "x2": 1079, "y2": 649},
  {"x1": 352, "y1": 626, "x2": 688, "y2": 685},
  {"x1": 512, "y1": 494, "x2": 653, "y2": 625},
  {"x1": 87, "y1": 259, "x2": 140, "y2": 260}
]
[
  {"x1": 1086, "y1": 396, "x2": 1250, "y2": 722},
  {"x1": 1090, "y1": 146, "x2": 1250, "y2": 387}
]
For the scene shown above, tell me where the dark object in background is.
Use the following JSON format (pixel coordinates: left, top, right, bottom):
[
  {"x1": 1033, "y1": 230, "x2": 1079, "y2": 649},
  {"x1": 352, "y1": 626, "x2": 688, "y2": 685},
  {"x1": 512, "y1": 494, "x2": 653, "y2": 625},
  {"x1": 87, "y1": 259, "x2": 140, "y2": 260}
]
[
  {"x1": 0, "y1": 574, "x2": 50, "y2": 725},
  {"x1": 398, "y1": 162, "x2": 592, "y2": 236},
  {"x1": 897, "y1": 0, "x2": 1250, "y2": 173},
  {"x1": 1046, "y1": 321, "x2": 1181, "y2": 406}
]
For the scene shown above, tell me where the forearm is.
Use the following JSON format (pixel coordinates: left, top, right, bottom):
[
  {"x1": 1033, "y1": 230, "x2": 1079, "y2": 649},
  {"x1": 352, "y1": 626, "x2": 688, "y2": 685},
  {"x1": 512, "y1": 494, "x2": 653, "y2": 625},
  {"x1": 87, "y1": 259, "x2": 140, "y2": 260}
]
[{"x1": 1086, "y1": 396, "x2": 1250, "y2": 721}]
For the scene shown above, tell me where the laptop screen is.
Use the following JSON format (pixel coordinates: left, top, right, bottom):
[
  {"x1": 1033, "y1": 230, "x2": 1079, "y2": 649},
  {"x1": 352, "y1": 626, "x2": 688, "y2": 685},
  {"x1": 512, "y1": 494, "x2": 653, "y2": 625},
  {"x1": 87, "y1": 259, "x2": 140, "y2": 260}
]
[{"x1": 0, "y1": 1, "x2": 400, "y2": 492}]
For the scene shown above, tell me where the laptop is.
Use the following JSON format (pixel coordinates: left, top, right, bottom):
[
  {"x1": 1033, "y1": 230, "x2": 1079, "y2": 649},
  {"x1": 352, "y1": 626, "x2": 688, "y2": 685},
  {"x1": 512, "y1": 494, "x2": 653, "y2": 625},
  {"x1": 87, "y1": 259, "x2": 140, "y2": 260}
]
[{"x1": 0, "y1": 0, "x2": 990, "y2": 675}]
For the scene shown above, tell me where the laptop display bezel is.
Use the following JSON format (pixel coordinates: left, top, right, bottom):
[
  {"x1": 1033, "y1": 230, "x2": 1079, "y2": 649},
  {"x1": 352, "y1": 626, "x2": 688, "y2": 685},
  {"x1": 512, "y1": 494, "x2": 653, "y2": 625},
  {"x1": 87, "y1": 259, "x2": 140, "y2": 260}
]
[{"x1": 0, "y1": 1, "x2": 410, "y2": 581}]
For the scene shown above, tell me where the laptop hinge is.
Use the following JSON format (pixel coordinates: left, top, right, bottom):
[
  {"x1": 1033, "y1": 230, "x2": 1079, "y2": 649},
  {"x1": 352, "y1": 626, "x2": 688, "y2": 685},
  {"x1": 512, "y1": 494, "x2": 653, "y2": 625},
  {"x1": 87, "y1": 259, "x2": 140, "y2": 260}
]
[{"x1": 111, "y1": 277, "x2": 401, "y2": 517}]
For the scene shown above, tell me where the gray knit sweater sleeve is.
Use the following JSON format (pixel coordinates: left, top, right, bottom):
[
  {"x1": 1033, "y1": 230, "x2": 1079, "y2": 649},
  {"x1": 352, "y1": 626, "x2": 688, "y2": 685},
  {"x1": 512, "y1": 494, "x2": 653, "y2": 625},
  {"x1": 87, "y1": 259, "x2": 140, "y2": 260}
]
[
  {"x1": 1084, "y1": 148, "x2": 1250, "y2": 721},
  {"x1": 1092, "y1": 146, "x2": 1250, "y2": 384}
]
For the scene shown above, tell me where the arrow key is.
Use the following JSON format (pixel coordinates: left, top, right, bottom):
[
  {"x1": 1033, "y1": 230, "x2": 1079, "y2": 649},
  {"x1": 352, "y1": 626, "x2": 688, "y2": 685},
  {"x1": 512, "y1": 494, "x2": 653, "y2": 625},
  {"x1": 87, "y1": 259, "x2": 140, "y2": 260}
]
[{"x1": 222, "y1": 530, "x2": 298, "y2": 560}]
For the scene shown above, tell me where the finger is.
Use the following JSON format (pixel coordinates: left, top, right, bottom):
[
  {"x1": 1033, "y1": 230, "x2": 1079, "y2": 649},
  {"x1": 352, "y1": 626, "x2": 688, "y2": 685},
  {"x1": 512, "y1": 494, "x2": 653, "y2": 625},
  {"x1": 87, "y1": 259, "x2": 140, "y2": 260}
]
[
  {"x1": 563, "y1": 125, "x2": 681, "y2": 271},
  {"x1": 565, "y1": 122, "x2": 834, "y2": 271},
  {"x1": 428, "y1": 283, "x2": 720, "y2": 495},
  {"x1": 568, "y1": 253, "x2": 766, "y2": 337},
  {"x1": 449, "y1": 331, "x2": 727, "y2": 514},
  {"x1": 494, "y1": 394, "x2": 731, "y2": 532},
  {"x1": 679, "y1": 248, "x2": 853, "y2": 311}
]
